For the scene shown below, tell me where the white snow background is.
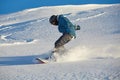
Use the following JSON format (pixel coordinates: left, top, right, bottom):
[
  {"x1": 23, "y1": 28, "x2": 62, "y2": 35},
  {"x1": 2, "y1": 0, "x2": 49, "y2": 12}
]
[{"x1": 0, "y1": 4, "x2": 120, "y2": 80}]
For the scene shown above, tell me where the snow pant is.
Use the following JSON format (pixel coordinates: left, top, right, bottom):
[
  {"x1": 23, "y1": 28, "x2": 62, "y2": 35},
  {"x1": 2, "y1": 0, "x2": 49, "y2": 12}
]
[
  {"x1": 54, "y1": 33, "x2": 73, "y2": 49},
  {"x1": 50, "y1": 34, "x2": 73, "y2": 61}
]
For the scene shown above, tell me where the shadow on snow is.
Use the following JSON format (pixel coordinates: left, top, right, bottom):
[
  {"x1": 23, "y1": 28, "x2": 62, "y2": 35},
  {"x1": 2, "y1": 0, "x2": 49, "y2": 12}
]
[{"x1": 0, "y1": 52, "x2": 50, "y2": 66}]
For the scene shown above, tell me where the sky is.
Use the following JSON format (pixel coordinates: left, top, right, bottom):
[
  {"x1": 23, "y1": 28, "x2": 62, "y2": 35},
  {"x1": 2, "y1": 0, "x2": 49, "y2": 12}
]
[{"x1": 0, "y1": 0, "x2": 120, "y2": 15}]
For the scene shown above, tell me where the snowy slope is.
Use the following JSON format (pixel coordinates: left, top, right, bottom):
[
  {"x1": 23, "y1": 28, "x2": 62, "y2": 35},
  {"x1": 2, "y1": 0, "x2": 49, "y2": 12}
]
[{"x1": 0, "y1": 4, "x2": 120, "y2": 80}]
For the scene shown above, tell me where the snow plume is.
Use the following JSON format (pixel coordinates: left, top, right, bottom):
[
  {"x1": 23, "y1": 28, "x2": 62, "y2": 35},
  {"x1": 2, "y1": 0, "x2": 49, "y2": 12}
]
[{"x1": 57, "y1": 45, "x2": 120, "y2": 62}]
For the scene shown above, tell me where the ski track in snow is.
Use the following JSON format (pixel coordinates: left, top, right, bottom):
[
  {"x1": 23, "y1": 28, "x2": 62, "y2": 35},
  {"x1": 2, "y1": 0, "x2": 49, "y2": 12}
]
[
  {"x1": 76, "y1": 12, "x2": 106, "y2": 21},
  {"x1": 0, "y1": 4, "x2": 120, "y2": 80}
]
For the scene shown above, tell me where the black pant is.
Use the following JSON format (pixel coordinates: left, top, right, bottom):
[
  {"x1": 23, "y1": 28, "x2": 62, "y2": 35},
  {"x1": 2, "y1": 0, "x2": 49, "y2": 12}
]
[{"x1": 55, "y1": 33, "x2": 73, "y2": 49}]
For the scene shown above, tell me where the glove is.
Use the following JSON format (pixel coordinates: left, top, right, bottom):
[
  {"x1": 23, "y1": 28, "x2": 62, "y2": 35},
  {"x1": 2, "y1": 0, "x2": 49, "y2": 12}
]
[{"x1": 76, "y1": 25, "x2": 80, "y2": 30}]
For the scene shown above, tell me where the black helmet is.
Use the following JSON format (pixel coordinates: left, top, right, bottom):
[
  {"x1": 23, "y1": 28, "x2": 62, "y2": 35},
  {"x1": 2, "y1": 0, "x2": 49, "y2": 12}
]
[{"x1": 49, "y1": 15, "x2": 58, "y2": 25}]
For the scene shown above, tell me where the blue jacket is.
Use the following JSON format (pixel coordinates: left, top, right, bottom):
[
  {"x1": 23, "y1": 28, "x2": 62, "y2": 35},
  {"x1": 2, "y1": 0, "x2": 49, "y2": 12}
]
[{"x1": 58, "y1": 15, "x2": 76, "y2": 38}]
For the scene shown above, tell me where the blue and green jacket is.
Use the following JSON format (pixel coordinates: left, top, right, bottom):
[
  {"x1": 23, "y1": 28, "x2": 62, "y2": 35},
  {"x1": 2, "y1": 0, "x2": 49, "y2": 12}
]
[{"x1": 58, "y1": 15, "x2": 76, "y2": 38}]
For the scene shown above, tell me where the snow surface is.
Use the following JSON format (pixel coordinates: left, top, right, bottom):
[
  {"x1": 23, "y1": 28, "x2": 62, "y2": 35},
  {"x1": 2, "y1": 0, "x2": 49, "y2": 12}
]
[{"x1": 0, "y1": 4, "x2": 120, "y2": 80}]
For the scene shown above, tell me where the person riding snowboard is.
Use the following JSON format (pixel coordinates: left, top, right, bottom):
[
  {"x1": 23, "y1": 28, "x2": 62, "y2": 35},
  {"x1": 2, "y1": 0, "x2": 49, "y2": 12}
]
[{"x1": 49, "y1": 15, "x2": 80, "y2": 54}]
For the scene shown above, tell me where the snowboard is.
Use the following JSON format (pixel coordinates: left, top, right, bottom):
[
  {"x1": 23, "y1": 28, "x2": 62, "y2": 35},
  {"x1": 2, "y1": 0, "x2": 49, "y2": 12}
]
[
  {"x1": 36, "y1": 49, "x2": 67, "y2": 64},
  {"x1": 36, "y1": 58, "x2": 50, "y2": 64}
]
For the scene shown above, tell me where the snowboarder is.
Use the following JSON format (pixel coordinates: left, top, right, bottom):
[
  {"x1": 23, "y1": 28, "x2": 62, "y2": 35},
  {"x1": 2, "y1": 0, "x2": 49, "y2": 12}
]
[
  {"x1": 49, "y1": 15, "x2": 80, "y2": 53},
  {"x1": 36, "y1": 15, "x2": 80, "y2": 63}
]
